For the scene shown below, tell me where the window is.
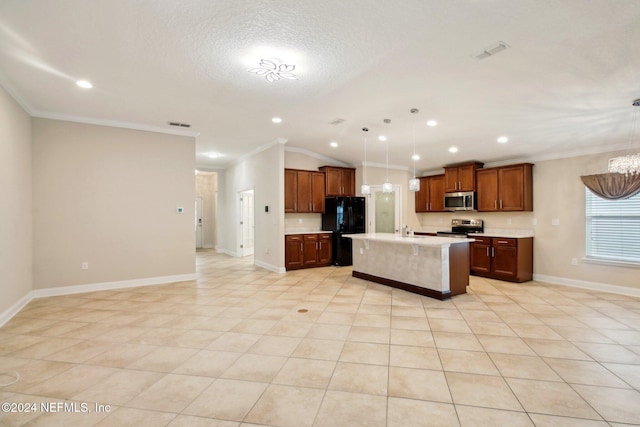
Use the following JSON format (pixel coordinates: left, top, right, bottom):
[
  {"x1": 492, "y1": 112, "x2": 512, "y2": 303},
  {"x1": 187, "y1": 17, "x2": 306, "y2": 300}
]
[{"x1": 585, "y1": 188, "x2": 640, "y2": 264}]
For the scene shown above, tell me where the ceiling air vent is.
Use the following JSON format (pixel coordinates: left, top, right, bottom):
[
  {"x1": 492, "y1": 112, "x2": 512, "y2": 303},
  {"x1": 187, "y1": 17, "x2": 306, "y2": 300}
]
[
  {"x1": 168, "y1": 121, "x2": 191, "y2": 128},
  {"x1": 474, "y1": 41, "x2": 509, "y2": 60}
]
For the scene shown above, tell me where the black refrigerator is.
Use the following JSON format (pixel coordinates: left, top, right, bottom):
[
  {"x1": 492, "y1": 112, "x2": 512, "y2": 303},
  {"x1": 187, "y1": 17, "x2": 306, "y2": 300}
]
[{"x1": 322, "y1": 197, "x2": 366, "y2": 266}]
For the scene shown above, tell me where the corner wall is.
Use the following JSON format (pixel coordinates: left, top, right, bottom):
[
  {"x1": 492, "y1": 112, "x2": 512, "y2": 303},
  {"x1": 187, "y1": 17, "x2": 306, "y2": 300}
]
[
  {"x1": 0, "y1": 85, "x2": 32, "y2": 318},
  {"x1": 32, "y1": 118, "x2": 196, "y2": 290}
]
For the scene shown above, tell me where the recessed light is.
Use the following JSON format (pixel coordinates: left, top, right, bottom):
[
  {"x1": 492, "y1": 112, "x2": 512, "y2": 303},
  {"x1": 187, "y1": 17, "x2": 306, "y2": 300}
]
[
  {"x1": 378, "y1": 135, "x2": 387, "y2": 142},
  {"x1": 76, "y1": 80, "x2": 92, "y2": 89},
  {"x1": 426, "y1": 120, "x2": 438, "y2": 127},
  {"x1": 271, "y1": 117, "x2": 282, "y2": 123},
  {"x1": 330, "y1": 142, "x2": 338, "y2": 148},
  {"x1": 449, "y1": 146, "x2": 458, "y2": 153},
  {"x1": 497, "y1": 136, "x2": 509, "y2": 143},
  {"x1": 205, "y1": 152, "x2": 222, "y2": 159},
  {"x1": 412, "y1": 154, "x2": 420, "y2": 160}
]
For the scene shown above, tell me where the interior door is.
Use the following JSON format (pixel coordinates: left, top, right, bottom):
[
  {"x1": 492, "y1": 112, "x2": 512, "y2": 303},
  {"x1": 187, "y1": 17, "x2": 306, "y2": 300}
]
[
  {"x1": 195, "y1": 197, "x2": 204, "y2": 249},
  {"x1": 239, "y1": 189, "x2": 254, "y2": 256}
]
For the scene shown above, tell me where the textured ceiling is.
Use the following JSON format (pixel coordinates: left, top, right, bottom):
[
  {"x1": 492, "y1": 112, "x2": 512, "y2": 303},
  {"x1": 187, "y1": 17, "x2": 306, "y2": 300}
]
[{"x1": 1, "y1": 0, "x2": 640, "y2": 172}]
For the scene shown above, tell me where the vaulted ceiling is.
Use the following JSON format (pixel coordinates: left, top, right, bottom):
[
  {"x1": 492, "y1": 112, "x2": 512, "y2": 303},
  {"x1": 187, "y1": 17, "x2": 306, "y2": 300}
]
[{"x1": 1, "y1": 0, "x2": 639, "y2": 172}]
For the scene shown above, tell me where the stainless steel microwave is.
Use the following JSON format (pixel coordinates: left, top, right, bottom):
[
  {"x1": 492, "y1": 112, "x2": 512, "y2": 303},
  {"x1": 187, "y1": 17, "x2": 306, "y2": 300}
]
[{"x1": 444, "y1": 191, "x2": 476, "y2": 211}]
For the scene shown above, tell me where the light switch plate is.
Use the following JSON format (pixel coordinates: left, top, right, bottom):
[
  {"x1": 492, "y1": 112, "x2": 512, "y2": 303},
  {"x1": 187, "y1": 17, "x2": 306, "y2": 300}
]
[
  {"x1": 551, "y1": 218, "x2": 560, "y2": 226},
  {"x1": 177, "y1": 207, "x2": 184, "y2": 214}
]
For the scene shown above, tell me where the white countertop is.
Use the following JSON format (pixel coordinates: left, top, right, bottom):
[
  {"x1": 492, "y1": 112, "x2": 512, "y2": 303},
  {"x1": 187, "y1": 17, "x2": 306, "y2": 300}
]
[
  {"x1": 345, "y1": 233, "x2": 474, "y2": 246},
  {"x1": 285, "y1": 230, "x2": 333, "y2": 235},
  {"x1": 415, "y1": 227, "x2": 534, "y2": 239}
]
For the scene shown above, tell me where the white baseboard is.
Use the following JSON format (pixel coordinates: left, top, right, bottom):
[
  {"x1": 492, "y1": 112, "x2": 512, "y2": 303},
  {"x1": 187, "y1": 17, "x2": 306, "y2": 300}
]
[
  {"x1": 254, "y1": 259, "x2": 286, "y2": 274},
  {"x1": 0, "y1": 291, "x2": 35, "y2": 327},
  {"x1": 203, "y1": 244, "x2": 214, "y2": 249},
  {"x1": 533, "y1": 274, "x2": 640, "y2": 298},
  {"x1": 215, "y1": 247, "x2": 237, "y2": 257},
  {"x1": 0, "y1": 273, "x2": 196, "y2": 327}
]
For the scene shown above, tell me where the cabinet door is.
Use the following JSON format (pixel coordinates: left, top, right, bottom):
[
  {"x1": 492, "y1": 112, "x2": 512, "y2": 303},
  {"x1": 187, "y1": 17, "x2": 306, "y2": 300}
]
[
  {"x1": 415, "y1": 177, "x2": 430, "y2": 212},
  {"x1": 324, "y1": 168, "x2": 342, "y2": 196},
  {"x1": 498, "y1": 165, "x2": 525, "y2": 211},
  {"x1": 285, "y1": 236, "x2": 303, "y2": 269},
  {"x1": 429, "y1": 175, "x2": 445, "y2": 211},
  {"x1": 311, "y1": 172, "x2": 325, "y2": 212},
  {"x1": 284, "y1": 170, "x2": 298, "y2": 213},
  {"x1": 477, "y1": 169, "x2": 498, "y2": 212},
  {"x1": 492, "y1": 244, "x2": 518, "y2": 278},
  {"x1": 470, "y1": 241, "x2": 492, "y2": 274},
  {"x1": 341, "y1": 169, "x2": 355, "y2": 196},
  {"x1": 444, "y1": 167, "x2": 459, "y2": 192},
  {"x1": 458, "y1": 164, "x2": 477, "y2": 191},
  {"x1": 318, "y1": 234, "x2": 332, "y2": 265},
  {"x1": 297, "y1": 171, "x2": 312, "y2": 213},
  {"x1": 303, "y1": 235, "x2": 318, "y2": 266}
]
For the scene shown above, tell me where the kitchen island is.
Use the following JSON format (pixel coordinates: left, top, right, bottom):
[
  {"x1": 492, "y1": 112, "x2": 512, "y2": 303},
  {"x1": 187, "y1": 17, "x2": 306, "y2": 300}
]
[{"x1": 346, "y1": 233, "x2": 474, "y2": 300}]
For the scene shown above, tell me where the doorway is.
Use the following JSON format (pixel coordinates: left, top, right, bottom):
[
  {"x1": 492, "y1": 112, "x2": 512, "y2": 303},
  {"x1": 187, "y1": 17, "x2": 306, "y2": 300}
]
[
  {"x1": 367, "y1": 184, "x2": 402, "y2": 233},
  {"x1": 195, "y1": 197, "x2": 204, "y2": 249},
  {"x1": 238, "y1": 189, "x2": 255, "y2": 256}
]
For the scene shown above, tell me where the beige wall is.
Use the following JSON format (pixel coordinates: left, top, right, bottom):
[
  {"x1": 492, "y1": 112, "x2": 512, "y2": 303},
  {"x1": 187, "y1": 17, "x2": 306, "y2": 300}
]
[
  {"x1": 218, "y1": 143, "x2": 285, "y2": 271},
  {"x1": 0, "y1": 85, "x2": 32, "y2": 315},
  {"x1": 196, "y1": 173, "x2": 217, "y2": 248},
  {"x1": 32, "y1": 119, "x2": 196, "y2": 289}
]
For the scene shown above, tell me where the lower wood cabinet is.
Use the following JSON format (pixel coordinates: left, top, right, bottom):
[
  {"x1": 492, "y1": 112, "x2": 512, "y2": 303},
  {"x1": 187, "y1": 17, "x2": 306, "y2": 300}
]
[
  {"x1": 285, "y1": 233, "x2": 332, "y2": 270},
  {"x1": 470, "y1": 236, "x2": 533, "y2": 282}
]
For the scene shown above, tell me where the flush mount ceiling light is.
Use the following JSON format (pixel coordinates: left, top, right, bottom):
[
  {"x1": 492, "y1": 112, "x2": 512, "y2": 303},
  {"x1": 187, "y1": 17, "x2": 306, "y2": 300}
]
[
  {"x1": 426, "y1": 120, "x2": 438, "y2": 127},
  {"x1": 609, "y1": 98, "x2": 640, "y2": 176},
  {"x1": 248, "y1": 58, "x2": 298, "y2": 83},
  {"x1": 497, "y1": 136, "x2": 509, "y2": 143},
  {"x1": 76, "y1": 80, "x2": 92, "y2": 89},
  {"x1": 330, "y1": 141, "x2": 338, "y2": 148},
  {"x1": 271, "y1": 117, "x2": 282, "y2": 123},
  {"x1": 205, "y1": 152, "x2": 222, "y2": 159},
  {"x1": 449, "y1": 146, "x2": 459, "y2": 153}
]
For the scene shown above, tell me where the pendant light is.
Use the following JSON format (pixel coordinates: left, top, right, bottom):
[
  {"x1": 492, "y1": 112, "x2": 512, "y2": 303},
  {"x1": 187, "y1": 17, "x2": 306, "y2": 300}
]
[
  {"x1": 361, "y1": 127, "x2": 371, "y2": 195},
  {"x1": 382, "y1": 118, "x2": 393, "y2": 193},
  {"x1": 408, "y1": 108, "x2": 421, "y2": 192},
  {"x1": 608, "y1": 98, "x2": 640, "y2": 175}
]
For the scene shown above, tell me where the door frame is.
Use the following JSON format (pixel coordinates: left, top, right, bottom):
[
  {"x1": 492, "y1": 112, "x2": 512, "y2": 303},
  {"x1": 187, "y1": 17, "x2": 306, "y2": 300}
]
[
  {"x1": 237, "y1": 188, "x2": 255, "y2": 257},
  {"x1": 366, "y1": 184, "x2": 402, "y2": 234},
  {"x1": 195, "y1": 197, "x2": 204, "y2": 249}
]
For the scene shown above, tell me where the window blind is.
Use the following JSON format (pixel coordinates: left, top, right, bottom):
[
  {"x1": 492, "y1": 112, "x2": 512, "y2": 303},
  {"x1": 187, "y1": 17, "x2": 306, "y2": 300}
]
[{"x1": 585, "y1": 188, "x2": 640, "y2": 262}]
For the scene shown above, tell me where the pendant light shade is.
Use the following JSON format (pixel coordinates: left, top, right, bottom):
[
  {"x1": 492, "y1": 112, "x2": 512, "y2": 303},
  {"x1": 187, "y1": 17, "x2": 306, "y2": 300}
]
[
  {"x1": 383, "y1": 118, "x2": 393, "y2": 193},
  {"x1": 361, "y1": 127, "x2": 371, "y2": 195},
  {"x1": 409, "y1": 108, "x2": 420, "y2": 192}
]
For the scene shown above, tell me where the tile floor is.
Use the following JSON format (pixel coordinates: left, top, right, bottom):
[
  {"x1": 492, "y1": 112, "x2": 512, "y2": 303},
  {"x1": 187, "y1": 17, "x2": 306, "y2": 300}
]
[{"x1": 1, "y1": 250, "x2": 640, "y2": 426}]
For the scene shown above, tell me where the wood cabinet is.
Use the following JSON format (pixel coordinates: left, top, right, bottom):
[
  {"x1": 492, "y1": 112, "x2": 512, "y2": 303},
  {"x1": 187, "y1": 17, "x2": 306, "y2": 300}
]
[
  {"x1": 476, "y1": 163, "x2": 533, "y2": 212},
  {"x1": 415, "y1": 175, "x2": 445, "y2": 212},
  {"x1": 319, "y1": 166, "x2": 356, "y2": 196},
  {"x1": 284, "y1": 169, "x2": 325, "y2": 213},
  {"x1": 285, "y1": 233, "x2": 332, "y2": 270},
  {"x1": 470, "y1": 236, "x2": 533, "y2": 282},
  {"x1": 444, "y1": 162, "x2": 483, "y2": 192}
]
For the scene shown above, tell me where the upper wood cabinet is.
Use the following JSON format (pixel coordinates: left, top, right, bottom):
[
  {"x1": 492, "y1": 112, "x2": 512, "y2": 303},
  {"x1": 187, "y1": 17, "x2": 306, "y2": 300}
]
[
  {"x1": 415, "y1": 175, "x2": 445, "y2": 212},
  {"x1": 284, "y1": 169, "x2": 326, "y2": 213},
  {"x1": 319, "y1": 166, "x2": 356, "y2": 196},
  {"x1": 444, "y1": 162, "x2": 483, "y2": 192},
  {"x1": 477, "y1": 163, "x2": 533, "y2": 212}
]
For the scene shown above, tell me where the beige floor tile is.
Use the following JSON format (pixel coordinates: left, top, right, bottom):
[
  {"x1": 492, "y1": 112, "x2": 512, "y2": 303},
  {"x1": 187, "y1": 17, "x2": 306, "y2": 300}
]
[
  {"x1": 440, "y1": 349, "x2": 499, "y2": 376},
  {"x1": 1, "y1": 358, "x2": 74, "y2": 393},
  {"x1": 390, "y1": 316, "x2": 430, "y2": 331},
  {"x1": 128, "y1": 373, "x2": 212, "y2": 413},
  {"x1": 221, "y1": 353, "x2": 287, "y2": 382},
  {"x1": 346, "y1": 326, "x2": 390, "y2": 343},
  {"x1": 72, "y1": 369, "x2": 163, "y2": 406},
  {"x1": 94, "y1": 407, "x2": 177, "y2": 427},
  {"x1": 291, "y1": 338, "x2": 344, "y2": 361},
  {"x1": 456, "y1": 405, "x2": 533, "y2": 427},
  {"x1": 506, "y1": 377, "x2": 601, "y2": 419},
  {"x1": 8, "y1": 336, "x2": 81, "y2": 359},
  {"x1": 459, "y1": 309, "x2": 502, "y2": 323},
  {"x1": 527, "y1": 414, "x2": 608, "y2": 427},
  {"x1": 476, "y1": 335, "x2": 535, "y2": 356},
  {"x1": 490, "y1": 353, "x2": 561, "y2": 381},
  {"x1": 315, "y1": 312, "x2": 355, "y2": 325},
  {"x1": 387, "y1": 397, "x2": 459, "y2": 427},
  {"x1": 168, "y1": 415, "x2": 239, "y2": 426},
  {"x1": 545, "y1": 358, "x2": 631, "y2": 388},
  {"x1": 574, "y1": 342, "x2": 640, "y2": 364},
  {"x1": 573, "y1": 384, "x2": 640, "y2": 425},
  {"x1": 305, "y1": 323, "x2": 351, "y2": 340},
  {"x1": 173, "y1": 349, "x2": 242, "y2": 377},
  {"x1": 273, "y1": 358, "x2": 336, "y2": 388},
  {"x1": 389, "y1": 345, "x2": 441, "y2": 370},
  {"x1": 524, "y1": 339, "x2": 592, "y2": 360},
  {"x1": 603, "y1": 362, "x2": 640, "y2": 389},
  {"x1": 446, "y1": 372, "x2": 522, "y2": 411},
  {"x1": 429, "y1": 318, "x2": 472, "y2": 333},
  {"x1": 230, "y1": 319, "x2": 278, "y2": 334},
  {"x1": 266, "y1": 320, "x2": 313, "y2": 337},
  {"x1": 391, "y1": 306, "x2": 426, "y2": 317},
  {"x1": 21, "y1": 401, "x2": 113, "y2": 427},
  {"x1": 25, "y1": 364, "x2": 119, "y2": 399},
  {"x1": 183, "y1": 378, "x2": 267, "y2": 421},
  {"x1": 244, "y1": 384, "x2": 324, "y2": 427},
  {"x1": 498, "y1": 312, "x2": 543, "y2": 325},
  {"x1": 247, "y1": 335, "x2": 301, "y2": 357},
  {"x1": 207, "y1": 332, "x2": 261, "y2": 352},
  {"x1": 550, "y1": 326, "x2": 615, "y2": 344},
  {"x1": 357, "y1": 304, "x2": 391, "y2": 315},
  {"x1": 433, "y1": 332, "x2": 483, "y2": 351},
  {"x1": 467, "y1": 321, "x2": 516, "y2": 337},
  {"x1": 29, "y1": 320, "x2": 89, "y2": 337},
  {"x1": 425, "y1": 308, "x2": 464, "y2": 320},
  {"x1": 339, "y1": 342, "x2": 389, "y2": 365},
  {"x1": 388, "y1": 366, "x2": 451, "y2": 402},
  {"x1": 328, "y1": 362, "x2": 388, "y2": 395},
  {"x1": 389, "y1": 329, "x2": 435, "y2": 347},
  {"x1": 127, "y1": 346, "x2": 198, "y2": 372},
  {"x1": 44, "y1": 340, "x2": 113, "y2": 363},
  {"x1": 313, "y1": 390, "x2": 387, "y2": 427},
  {"x1": 85, "y1": 343, "x2": 157, "y2": 368},
  {"x1": 509, "y1": 323, "x2": 565, "y2": 340},
  {"x1": 0, "y1": 393, "x2": 57, "y2": 427}
]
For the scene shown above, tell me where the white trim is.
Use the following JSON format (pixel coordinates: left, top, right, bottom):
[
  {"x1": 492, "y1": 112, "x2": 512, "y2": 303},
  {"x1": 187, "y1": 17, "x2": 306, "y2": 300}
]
[
  {"x1": 582, "y1": 257, "x2": 640, "y2": 269},
  {"x1": 216, "y1": 247, "x2": 238, "y2": 257},
  {"x1": 32, "y1": 273, "x2": 197, "y2": 298},
  {"x1": 254, "y1": 259, "x2": 286, "y2": 274},
  {"x1": 364, "y1": 161, "x2": 409, "y2": 171},
  {"x1": 533, "y1": 274, "x2": 640, "y2": 298},
  {"x1": 195, "y1": 164, "x2": 225, "y2": 172},
  {"x1": 0, "y1": 72, "x2": 36, "y2": 115},
  {"x1": 285, "y1": 146, "x2": 351, "y2": 167},
  {"x1": 0, "y1": 292, "x2": 35, "y2": 328}
]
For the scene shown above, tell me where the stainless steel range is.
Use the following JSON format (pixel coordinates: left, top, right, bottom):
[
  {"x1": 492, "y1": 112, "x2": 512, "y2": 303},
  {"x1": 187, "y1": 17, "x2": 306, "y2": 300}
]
[{"x1": 436, "y1": 219, "x2": 483, "y2": 238}]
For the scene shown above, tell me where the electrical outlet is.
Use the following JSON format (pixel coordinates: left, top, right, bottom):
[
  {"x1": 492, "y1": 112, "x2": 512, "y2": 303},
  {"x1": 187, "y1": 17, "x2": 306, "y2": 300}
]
[
  {"x1": 360, "y1": 247, "x2": 364, "y2": 254},
  {"x1": 552, "y1": 218, "x2": 560, "y2": 226},
  {"x1": 532, "y1": 218, "x2": 537, "y2": 226},
  {"x1": 81, "y1": 262, "x2": 89, "y2": 270},
  {"x1": 571, "y1": 258, "x2": 578, "y2": 266}
]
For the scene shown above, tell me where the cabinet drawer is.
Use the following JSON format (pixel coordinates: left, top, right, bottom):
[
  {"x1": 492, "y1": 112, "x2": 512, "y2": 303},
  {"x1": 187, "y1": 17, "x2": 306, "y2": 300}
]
[
  {"x1": 471, "y1": 236, "x2": 491, "y2": 245},
  {"x1": 319, "y1": 233, "x2": 332, "y2": 240},
  {"x1": 491, "y1": 238, "x2": 516, "y2": 247},
  {"x1": 286, "y1": 235, "x2": 302, "y2": 242},
  {"x1": 304, "y1": 234, "x2": 319, "y2": 241}
]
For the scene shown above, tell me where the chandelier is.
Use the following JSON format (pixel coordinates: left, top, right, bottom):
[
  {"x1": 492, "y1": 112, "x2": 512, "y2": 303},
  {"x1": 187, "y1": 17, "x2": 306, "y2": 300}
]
[{"x1": 608, "y1": 99, "x2": 640, "y2": 176}]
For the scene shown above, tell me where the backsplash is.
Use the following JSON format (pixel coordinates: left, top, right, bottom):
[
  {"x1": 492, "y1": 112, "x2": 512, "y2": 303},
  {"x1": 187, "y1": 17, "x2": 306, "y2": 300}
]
[{"x1": 285, "y1": 213, "x2": 323, "y2": 233}]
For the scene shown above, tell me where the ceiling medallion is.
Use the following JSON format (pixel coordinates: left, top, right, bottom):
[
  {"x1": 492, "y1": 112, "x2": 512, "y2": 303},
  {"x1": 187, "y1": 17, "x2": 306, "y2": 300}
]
[{"x1": 248, "y1": 59, "x2": 298, "y2": 82}]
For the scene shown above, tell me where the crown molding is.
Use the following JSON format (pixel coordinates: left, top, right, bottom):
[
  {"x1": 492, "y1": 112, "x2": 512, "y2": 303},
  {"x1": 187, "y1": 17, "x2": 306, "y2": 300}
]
[
  {"x1": 284, "y1": 146, "x2": 351, "y2": 167},
  {"x1": 228, "y1": 137, "x2": 288, "y2": 168},
  {"x1": 0, "y1": 71, "x2": 36, "y2": 115}
]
